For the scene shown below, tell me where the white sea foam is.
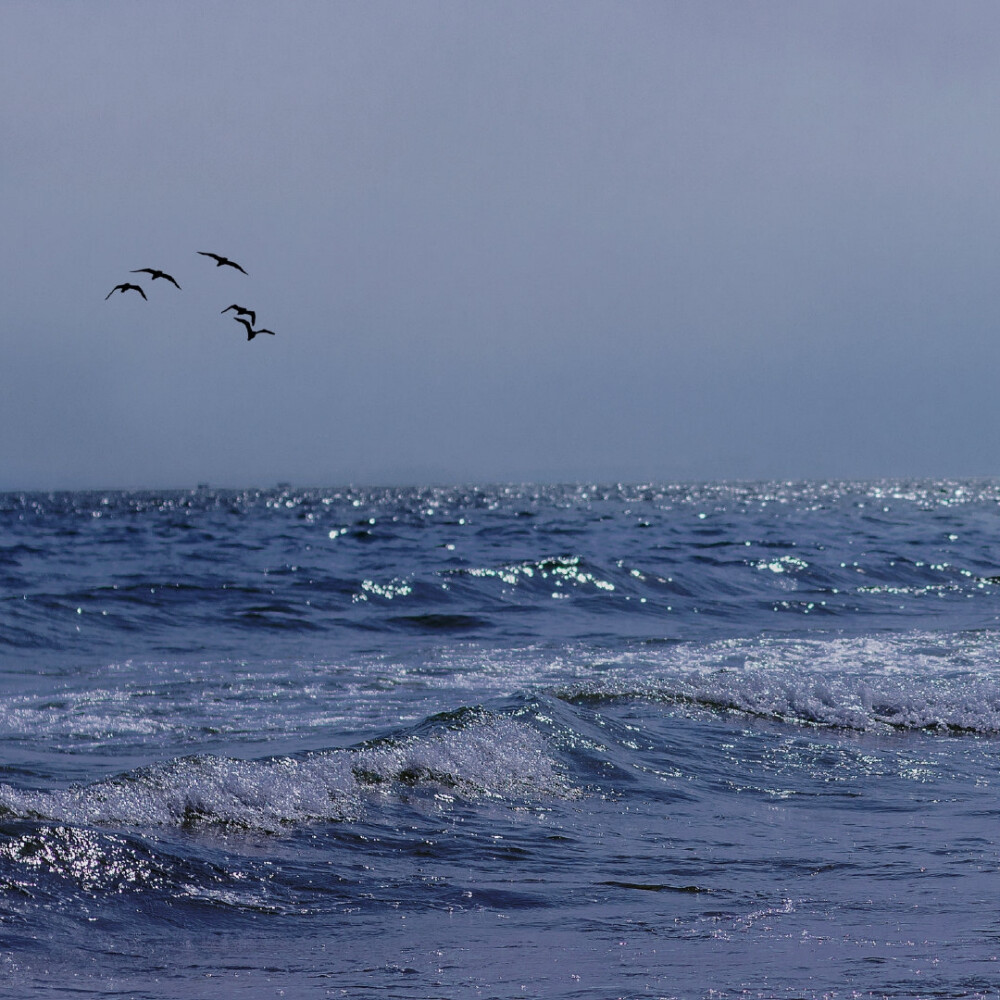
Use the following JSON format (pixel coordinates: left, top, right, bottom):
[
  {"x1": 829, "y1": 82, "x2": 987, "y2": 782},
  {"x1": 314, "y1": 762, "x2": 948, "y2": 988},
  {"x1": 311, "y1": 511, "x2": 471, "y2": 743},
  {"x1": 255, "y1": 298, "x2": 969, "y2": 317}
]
[{"x1": 567, "y1": 632, "x2": 1000, "y2": 733}]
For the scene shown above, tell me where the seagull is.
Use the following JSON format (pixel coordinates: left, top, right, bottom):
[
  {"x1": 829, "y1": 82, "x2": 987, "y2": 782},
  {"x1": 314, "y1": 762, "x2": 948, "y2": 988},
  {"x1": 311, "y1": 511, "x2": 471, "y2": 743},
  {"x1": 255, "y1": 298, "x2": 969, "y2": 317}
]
[
  {"x1": 198, "y1": 252, "x2": 248, "y2": 274},
  {"x1": 130, "y1": 268, "x2": 181, "y2": 289},
  {"x1": 221, "y1": 304, "x2": 256, "y2": 326},
  {"x1": 233, "y1": 316, "x2": 276, "y2": 341},
  {"x1": 105, "y1": 283, "x2": 147, "y2": 300}
]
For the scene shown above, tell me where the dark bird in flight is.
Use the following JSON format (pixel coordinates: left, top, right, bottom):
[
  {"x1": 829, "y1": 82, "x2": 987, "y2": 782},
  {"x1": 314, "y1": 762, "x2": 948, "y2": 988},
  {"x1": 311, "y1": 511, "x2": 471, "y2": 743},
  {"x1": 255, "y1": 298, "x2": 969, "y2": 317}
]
[
  {"x1": 198, "y1": 252, "x2": 248, "y2": 274},
  {"x1": 233, "y1": 316, "x2": 276, "y2": 341},
  {"x1": 105, "y1": 283, "x2": 147, "y2": 300},
  {"x1": 130, "y1": 268, "x2": 181, "y2": 289},
  {"x1": 221, "y1": 304, "x2": 256, "y2": 326}
]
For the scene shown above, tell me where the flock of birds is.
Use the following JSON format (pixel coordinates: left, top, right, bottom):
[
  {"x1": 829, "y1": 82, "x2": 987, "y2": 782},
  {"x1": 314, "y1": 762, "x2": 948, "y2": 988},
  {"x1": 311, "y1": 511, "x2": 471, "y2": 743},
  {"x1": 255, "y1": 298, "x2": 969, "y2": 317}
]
[{"x1": 106, "y1": 252, "x2": 277, "y2": 341}]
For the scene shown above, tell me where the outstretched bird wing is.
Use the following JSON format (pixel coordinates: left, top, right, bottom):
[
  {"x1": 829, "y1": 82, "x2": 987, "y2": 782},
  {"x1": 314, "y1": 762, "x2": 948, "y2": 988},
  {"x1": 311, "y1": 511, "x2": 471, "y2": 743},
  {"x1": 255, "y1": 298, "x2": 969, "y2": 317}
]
[
  {"x1": 106, "y1": 283, "x2": 147, "y2": 300},
  {"x1": 222, "y1": 305, "x2": 256, "y2": 325},
  {"x1": 131, "y1": 268, "x2": 181, "y2": 288},
  {"x1": 199, "y1": 251, "x2": 248, "y2": 274},
  {"x1": 232, "y1": 316, "x2": 255, "y2": 340},
  {"x1": 232, "y1": 316, "x2": 273, "y2": 341}
]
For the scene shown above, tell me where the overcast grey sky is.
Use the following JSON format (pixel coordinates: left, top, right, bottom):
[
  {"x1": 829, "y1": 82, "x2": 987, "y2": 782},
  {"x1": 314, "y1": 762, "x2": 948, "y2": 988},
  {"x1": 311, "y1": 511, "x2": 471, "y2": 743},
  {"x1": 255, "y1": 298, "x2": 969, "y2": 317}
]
[{"x1": 4, "y1": 1, "x2": 1000, "y2": 488}]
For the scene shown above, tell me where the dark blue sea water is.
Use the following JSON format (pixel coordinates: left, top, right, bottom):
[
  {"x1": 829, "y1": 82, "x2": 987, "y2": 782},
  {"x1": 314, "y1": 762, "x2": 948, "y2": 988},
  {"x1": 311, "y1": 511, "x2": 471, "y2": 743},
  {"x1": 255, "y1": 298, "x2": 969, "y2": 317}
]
[{"x1": 4, "y1": 481, "x2": 1000, "y2": 998}]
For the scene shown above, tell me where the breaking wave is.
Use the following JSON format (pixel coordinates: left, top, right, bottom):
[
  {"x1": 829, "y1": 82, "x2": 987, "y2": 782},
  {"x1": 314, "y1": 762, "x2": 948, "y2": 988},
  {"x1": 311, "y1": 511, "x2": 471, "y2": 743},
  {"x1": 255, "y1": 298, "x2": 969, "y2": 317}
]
[
  {"x1": 0, "y1": 714, "x2": 573, "y2": 834},
  {"x1": 557, "y1": 632, "x2": 1000, "y2": 733}
]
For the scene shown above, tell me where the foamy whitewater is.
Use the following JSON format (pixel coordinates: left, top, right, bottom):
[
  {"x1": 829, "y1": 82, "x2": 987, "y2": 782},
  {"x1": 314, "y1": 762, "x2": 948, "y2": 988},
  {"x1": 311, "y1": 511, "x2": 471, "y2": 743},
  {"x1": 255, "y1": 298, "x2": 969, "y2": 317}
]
[{"x1": 3, "y1": 481, "x2": 1000, "y2": 998}]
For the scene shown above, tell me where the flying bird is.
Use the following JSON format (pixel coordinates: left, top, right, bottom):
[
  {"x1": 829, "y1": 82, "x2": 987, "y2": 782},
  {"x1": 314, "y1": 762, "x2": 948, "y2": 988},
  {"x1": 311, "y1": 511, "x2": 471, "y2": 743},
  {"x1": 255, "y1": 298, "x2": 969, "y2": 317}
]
[
  {"x1": 105, "y1": 283, "x2": 147, "y2": 300},
  {"x1": 221, "y1": 304, "x2": 256, "y2": 326},
  {"x1": 130, "y1": 268, "x2": 181, "y2": 289},
  {"x1": 233, "y1": 316, "x2": 276, "y2": 341},
  {"x1": 198, "y1": 252, "x2": 248, "y2": 274}
]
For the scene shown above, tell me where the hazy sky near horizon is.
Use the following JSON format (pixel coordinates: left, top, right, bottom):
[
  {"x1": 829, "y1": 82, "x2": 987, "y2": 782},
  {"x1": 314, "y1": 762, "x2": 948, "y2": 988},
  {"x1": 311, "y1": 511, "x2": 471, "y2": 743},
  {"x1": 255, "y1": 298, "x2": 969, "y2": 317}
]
[{"x1": 5, "y1": 1, "x2": 1000, "y2": 488}]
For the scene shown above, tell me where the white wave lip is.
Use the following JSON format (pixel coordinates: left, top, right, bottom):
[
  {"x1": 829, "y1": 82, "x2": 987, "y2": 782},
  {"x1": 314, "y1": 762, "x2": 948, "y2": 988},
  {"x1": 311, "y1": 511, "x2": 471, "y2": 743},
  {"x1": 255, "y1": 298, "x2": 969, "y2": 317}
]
[{"x1": 0, "y1": 717, "x2": 573, "y2": 833}]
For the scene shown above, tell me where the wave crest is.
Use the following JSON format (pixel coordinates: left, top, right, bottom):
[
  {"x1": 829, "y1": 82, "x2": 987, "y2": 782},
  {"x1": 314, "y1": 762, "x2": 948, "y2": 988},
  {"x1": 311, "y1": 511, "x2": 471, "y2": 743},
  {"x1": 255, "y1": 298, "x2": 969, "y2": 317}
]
[{"x1": 0, "y1": 716, "x2": 572, "y2": 834}]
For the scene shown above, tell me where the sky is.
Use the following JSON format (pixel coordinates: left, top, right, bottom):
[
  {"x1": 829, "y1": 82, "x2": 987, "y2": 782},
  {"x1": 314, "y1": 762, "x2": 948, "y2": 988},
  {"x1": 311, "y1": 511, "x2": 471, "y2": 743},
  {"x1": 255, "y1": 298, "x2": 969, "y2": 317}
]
[{"x1": 4, "y1": 1, "x2": 1000, "y2": 489}]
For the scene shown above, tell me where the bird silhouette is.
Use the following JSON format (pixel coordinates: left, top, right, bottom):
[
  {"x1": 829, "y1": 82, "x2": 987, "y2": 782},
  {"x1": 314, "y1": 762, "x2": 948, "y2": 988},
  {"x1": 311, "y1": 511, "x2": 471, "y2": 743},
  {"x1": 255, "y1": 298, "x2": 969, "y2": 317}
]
[
  {"x1": 233, "y1": 316, "x2": 276, "y2": 341},
  {"x1": 198, "y1": 252, "x2": 248, "y2": 274},
  {"x1": 105, "y1": 283, "x2": 147, "y2": 300},
  {"x1": 130, "y1": 268, "x2": 181, "y2": 289},
  {"x1": 221, "y1": 304, "x2": 257, "y2": 326}
]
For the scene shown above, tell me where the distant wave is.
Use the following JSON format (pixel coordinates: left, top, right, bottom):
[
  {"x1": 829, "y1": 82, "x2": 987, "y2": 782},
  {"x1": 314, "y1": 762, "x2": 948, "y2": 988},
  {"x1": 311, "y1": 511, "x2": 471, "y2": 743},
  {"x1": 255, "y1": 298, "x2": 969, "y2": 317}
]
[
  {"x1": 6, "y1": 480, "x2": 1000, "y2": 658},
  {"x1": 556, "y1": 632, "x2": 1000, "y2": 733}
]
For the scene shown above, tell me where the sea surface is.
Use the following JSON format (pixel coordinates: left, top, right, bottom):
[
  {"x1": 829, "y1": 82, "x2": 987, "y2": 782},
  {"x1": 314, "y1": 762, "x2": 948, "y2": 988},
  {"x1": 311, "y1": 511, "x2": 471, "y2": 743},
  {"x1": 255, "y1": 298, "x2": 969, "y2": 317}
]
[{"x1": 3, "y1": 481, "x2": 1000, "y2": 998}]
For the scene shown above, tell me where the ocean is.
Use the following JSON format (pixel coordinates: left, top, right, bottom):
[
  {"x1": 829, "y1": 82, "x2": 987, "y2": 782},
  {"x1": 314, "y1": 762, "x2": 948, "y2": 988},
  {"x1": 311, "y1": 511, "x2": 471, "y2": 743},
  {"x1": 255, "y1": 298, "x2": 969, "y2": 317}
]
[{"x1": 3, "y1": 481, "x2": 1000, "y2": 998}]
